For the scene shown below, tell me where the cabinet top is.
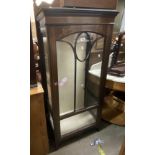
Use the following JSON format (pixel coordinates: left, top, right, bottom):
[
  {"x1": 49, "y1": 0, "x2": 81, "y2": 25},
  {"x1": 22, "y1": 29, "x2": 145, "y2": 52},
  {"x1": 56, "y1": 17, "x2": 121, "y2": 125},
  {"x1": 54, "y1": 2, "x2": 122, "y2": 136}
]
[
  {"x1": 30, "y1": 83, "x2": 44, "y2": 96},
  {"x1": 37, "y1": 7, "x2": 118, "y2": 21}
]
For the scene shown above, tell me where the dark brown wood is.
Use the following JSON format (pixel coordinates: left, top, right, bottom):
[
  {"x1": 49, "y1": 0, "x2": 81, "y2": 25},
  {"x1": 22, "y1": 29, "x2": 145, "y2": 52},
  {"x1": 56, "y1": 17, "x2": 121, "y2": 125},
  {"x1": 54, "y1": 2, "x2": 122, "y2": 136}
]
[
  {"x1": 46, "y1": 27, "x2": 61, "y2": 147},
  {"x1": 36, "y1": 8, "x2": 118, "y2": 148},
  {"x1": 96, "y1": 25, "x2": 114, "y2": 129},
  {"x1": 55, "y1": 25, "x2": 108, "y2": 41},
  {"x1": 37, "y1": 8, "x2": 118, "y2": 22},
  {"x1": 59, "y1": 0, "x2": 118, "y2": 9},
  {"x1": 30, "y1": 84, "x2": 49, "y2": 155},
  {"x1": 30, "y1": 24, "x2": 37, "y2": 87}
]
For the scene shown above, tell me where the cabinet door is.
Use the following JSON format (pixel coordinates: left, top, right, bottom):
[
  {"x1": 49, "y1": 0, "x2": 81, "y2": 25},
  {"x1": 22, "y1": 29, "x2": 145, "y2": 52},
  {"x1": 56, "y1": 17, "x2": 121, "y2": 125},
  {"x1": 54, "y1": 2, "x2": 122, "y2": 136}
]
[
  {"x1": 45, "y1": 25, "x2": 113, "y2": 137},
  {"x1": 52, "y1": 25, "x2": 110, "y2": 116}
]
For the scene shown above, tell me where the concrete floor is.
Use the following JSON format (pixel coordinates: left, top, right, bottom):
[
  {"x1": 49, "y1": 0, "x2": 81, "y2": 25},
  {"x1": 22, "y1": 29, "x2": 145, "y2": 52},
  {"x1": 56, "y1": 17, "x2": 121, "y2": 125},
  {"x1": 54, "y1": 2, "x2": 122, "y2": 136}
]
[{"x1": 48, "y1": 121, "x2": 125, "y2": 155}]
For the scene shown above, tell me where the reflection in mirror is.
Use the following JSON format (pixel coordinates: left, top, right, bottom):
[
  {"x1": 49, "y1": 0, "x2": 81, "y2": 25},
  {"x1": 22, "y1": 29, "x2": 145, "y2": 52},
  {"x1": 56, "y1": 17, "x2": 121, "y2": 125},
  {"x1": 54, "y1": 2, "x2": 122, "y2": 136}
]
[{"x1": 56, "y1": 32, "x2": 105, "y2": 116}]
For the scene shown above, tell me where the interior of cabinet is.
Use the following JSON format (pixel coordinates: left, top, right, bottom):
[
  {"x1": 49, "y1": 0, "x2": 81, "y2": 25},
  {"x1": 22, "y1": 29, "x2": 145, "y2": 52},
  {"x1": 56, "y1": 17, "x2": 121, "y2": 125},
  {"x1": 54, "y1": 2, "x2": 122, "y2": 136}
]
[
  {"x1": 55, "y1": 32, "x2": 105, "y2": 135},
  {"x1": 60, "y1": 109, "x2": 97, "y2": 136}
]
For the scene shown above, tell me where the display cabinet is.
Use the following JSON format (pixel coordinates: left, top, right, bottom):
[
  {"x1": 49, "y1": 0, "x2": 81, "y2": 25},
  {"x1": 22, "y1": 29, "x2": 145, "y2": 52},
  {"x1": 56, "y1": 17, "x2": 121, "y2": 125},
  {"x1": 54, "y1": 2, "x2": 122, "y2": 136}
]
[{"x1": 36, "y1": 8, "x2": 118, "y2": 147}]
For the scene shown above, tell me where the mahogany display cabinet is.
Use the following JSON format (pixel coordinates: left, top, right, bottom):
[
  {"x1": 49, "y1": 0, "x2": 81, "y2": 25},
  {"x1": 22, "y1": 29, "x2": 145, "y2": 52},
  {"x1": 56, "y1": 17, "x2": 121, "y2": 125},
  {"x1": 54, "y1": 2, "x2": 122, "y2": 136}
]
[{"x1": 36, "y1": 8, "x2": 118, "y2": 147}]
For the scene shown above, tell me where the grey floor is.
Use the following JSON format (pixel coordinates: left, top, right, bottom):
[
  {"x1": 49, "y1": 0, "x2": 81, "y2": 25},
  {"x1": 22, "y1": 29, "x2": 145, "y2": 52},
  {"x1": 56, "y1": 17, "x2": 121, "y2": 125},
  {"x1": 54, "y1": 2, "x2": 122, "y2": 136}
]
[{"x1": 48, "y1": 122, "x2": 125, "y2": 155}]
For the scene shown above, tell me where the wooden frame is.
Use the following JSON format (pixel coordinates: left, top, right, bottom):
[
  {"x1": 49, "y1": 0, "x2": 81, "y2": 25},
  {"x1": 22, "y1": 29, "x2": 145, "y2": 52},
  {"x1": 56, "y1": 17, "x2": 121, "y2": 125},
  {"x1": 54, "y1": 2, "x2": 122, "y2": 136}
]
[{"x1": 36, "y1": 8, "x2": 118, "y2": 148}]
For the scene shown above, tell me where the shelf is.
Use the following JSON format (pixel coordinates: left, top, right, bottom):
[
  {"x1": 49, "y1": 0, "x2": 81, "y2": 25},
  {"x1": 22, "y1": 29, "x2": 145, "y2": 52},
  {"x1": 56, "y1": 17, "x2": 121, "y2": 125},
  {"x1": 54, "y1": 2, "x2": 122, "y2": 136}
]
[{"x1": 60, "y1": 110, "x2": 97, "y2": 136}]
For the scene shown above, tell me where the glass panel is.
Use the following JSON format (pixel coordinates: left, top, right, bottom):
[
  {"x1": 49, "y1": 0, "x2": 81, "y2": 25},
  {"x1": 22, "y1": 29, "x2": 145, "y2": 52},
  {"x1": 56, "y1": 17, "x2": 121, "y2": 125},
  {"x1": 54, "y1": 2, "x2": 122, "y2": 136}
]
[
  {"x1": 86, "y1": 37, "x2": 104, "y2": 102},
  {"x1": 76, "y1": 33, "x2": 87, "y2": 110},
  {"x1": 56, "y1": 40, "x2": 75, "y2": 115},
  {"x1": 76, "y1": 33, "x2": 104, "y2": 110},
  {"x1": 60, "y1": 109, "x2": 97, "y2": 136},
  {"x1": 56, "y1": 32, "x2": 105, "y2": 115},
  {"x1": 76, "y1": 60, "x2": 85, "y2": 109},
  {"x1": 43, "y1": 37, "x2": 53, "y2": 107}
]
